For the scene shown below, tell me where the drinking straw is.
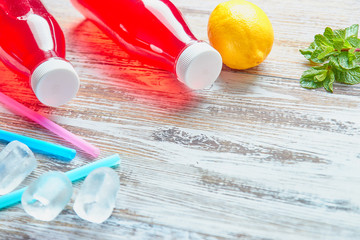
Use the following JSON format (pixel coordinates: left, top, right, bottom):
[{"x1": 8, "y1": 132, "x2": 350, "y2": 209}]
[
  {"x1": 0, "y1": 154, "x2": 121, "y2": 210},
  {"x1": 0, "y1": 129, "x2": 76, "y2": 161},
  {"x1": 0, "y1": 92, "x2": 100, "y2": 158}
]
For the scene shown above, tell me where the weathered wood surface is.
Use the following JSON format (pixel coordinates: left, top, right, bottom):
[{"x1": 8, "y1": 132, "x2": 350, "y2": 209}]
[{"x1": 0, "y1": 0, "x2": 360, "y2": 239}]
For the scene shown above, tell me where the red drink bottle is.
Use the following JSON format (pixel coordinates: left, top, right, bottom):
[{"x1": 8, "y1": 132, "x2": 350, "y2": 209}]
[
  {"x1": 0, "y1": 0, "x2": 80, "y2": 107},
  {"x1": 71, "y1": 0, "x2": 222, "y2": 89}
]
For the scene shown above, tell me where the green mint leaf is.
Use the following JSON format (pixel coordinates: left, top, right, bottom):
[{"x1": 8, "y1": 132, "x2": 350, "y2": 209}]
[
  {"x1": 345, "y1": 24, "x2": 359, "y2": 38},
  {"x1": 333, "y1": 39, "x2": 345, "y2": 51},
  {"x1": 317, "y1": 46, "x2": 335, "y2": 59},
  {"x1": 346, "y1": 36, "x2": 360, "y2": 48},
  {"x1": 338, "y1": 51, "x2": 358, "y2": 69},
  {"x1": 343, "y1": 39, "x2": 353, "y2": 49},
  {"x1": 314, "y1": 34, "x2": 333, "y2": 48},
  {"x1": 354, "y1": 51, "x2": 360, "y2": 62},
  {"x1": 334, "y1": 67, "x2": 360, "y2": 84},
  {"x1": 329, "y1": 55, "x2": 341, "y2": 69},
  {"x1": 299, "y1": 49, "x2": 313, "y2": 60},
  {"x1": 323, "y1": 70, "x2": 335, "y2": 92},
  {"x1": 314, "y1": 69, "x2": 328, "y2": 82},
  {"x1": 300, "y1": 79, "x2": 324, "y2": 89},
  {"x1": 301, "y1": 66, "x2": 328, "y2": 80},
  {"x1": 348, "y1": 48, "x2": 356, "y2": 62},
  {"x1": 299, "y1": 42, "x2": 326, "y2": 63},
  {"x1": 323, "y1": 27, "x2": 346, "y2": 50},
  {"x1": 333, "y1": 28, "x2": 346, "y2": 41},
  {"x1": 341, "y1": 25, "x2": 359, "y2": 48},
  {"x1": 312, "y1": 34, "x2": 336, "y2": 60},
  {"x1": 299, "y1": 42, "x2": 316, "y2": 60},
  {"x1": 323, "y1": 27, "x2": 334, "y2": 40},
  {"x1": 310, "y1": 48, "x2": 326, "y2": 63}
]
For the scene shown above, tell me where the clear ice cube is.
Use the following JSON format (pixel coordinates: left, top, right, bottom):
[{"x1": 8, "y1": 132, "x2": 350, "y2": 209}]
[
  {"x1": 73, "y1": 167, "x2": 120, "y2": 223},
  {"x1": 0, "y1": 140, "x2": 37, "y2": 195},
  {"x1": 21, "y1": 171, "x2": 73, "y2": 221}
]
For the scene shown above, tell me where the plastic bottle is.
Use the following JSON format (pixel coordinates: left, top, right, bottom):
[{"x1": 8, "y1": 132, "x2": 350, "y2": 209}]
[
  {"x1": 0, "y1": 0, "x2": 80, "y2": 107},
  {"x1": 71, "y1": 0, "x2": 222, "y2": 89}
]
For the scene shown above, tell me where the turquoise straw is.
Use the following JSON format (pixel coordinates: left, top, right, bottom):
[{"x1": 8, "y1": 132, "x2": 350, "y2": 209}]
[
  {"x1": 0, "y1": 129, "x2": 76, "y2": 161},
  {"x1": 0, "y1": 154, "x2": 121, "y2": 210}
]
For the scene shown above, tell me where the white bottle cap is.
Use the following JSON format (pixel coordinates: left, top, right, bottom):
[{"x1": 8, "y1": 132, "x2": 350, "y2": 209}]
[
  {"x1": 175, "y1": 42, "x2": 222, "y2": 89},
  {"x1": 31, "y1": 58, "x2": 80, "y2": 107}
]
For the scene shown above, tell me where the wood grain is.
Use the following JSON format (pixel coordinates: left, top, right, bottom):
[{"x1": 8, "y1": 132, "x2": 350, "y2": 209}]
[{"x1": 0, "y1": 0, "x2": 359, "y2": 239}]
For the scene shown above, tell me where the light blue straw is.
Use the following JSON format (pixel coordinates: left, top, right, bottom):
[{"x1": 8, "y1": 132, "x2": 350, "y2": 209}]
[
  {"x1": 0, "y1": 154, "x2": 121, "y2": 210},
  {"x1": 0, "y1": 129, "x2": 76, "y2": 161}
]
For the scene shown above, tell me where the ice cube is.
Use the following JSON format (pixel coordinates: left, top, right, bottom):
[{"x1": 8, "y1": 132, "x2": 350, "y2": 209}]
[
  {"x1": 0, "y1": 140, "x2": 37, "y2": 195},
  {"x1": 21, "y1": 171, "x2": 73, "y2": 221},
  {"x1": 73, "y1": 167, "x2": 120, "y2": 223}
]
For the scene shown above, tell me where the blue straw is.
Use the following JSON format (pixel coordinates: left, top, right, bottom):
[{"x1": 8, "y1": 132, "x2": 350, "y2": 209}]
[
  {"x1": 66, "y1": 154, "x2": 121, "y2": 182},
  {"x1": 0, "y1": 154, "x2": 121, "y2": 210},
  {"x1": 0, "y1": 129, "x2": 76, "y2": 161}
]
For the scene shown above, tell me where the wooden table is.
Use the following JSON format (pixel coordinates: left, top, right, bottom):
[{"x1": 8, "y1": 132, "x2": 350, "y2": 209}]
[{"x1": 0, "y1": 0, "x2": 360, "y2": 239}]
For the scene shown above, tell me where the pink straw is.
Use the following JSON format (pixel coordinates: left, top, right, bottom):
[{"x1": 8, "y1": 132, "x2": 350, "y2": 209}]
[{"x1": 0, "y1": 92, "x2": 100, "y2": 158}]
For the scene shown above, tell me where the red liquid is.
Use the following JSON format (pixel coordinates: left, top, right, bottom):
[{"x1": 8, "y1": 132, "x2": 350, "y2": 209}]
[
  {"x1": 0, "y1": 0, "x2": 80, "y2": 107},
  {"x1": 0, "y1": 0, "x2": 65, "y2": 77},
  {"x1": 71, "y1": 0, "x2": 222, "y2": 89}
]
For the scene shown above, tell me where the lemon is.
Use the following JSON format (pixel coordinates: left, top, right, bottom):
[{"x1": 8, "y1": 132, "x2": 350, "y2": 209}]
[{"x1": 207, "y1": 0, "x2": 274, "y2": 70}]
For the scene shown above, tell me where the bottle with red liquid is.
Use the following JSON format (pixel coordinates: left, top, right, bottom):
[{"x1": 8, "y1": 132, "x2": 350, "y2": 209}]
[
  {"x1": 0, "y1": 0, "x2": 80, "y2": 107},
  {"x1": 71, "y1": 0, "x2": 222, "y2": 89}
]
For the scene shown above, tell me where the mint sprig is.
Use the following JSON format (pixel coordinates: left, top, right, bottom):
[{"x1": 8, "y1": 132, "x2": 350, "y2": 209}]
[{"x1": 299, "y1": 24, "x2": 360, "y2": 92}]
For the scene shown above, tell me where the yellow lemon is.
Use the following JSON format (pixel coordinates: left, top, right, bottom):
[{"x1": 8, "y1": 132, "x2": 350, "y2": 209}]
[{"x1": 208, "y1": 0, "x2": 274, "y2": 70}]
